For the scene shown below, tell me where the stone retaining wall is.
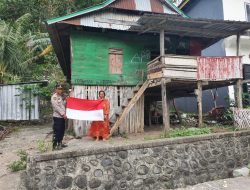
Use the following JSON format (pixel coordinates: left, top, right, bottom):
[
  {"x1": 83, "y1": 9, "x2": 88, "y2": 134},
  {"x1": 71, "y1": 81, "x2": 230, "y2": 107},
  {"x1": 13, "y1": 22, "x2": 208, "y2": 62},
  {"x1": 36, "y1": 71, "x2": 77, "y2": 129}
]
[{"x1": 23, "y1": 131, "x2": 250, "y2": 190}]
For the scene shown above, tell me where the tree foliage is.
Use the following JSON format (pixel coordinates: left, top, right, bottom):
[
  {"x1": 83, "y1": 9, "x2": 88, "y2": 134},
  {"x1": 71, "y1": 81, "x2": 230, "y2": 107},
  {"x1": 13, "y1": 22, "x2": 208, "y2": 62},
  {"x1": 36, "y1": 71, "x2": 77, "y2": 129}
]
[
  {"x1": 0, "y1": 14, "x2": 33, "y2": 76},
  {"x1": 0, "y1": 0, "x2": 104, "y2": 30},
  {"x1": 0, "y1": 0, "x2": 105, "y2": 84}
]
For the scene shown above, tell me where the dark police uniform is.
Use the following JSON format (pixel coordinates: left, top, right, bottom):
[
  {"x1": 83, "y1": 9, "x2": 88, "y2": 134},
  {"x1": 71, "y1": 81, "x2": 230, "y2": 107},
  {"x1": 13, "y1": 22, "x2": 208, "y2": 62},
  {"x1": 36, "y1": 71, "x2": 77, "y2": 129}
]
[{"x1": 51, "y1": 89, "x2": 66, "y2": 150}]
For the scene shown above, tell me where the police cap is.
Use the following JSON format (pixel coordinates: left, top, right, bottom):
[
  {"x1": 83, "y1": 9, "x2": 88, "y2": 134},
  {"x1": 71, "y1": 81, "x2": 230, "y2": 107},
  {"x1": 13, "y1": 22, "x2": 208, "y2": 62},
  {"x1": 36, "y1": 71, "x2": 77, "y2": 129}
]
[{"x1": 55, "y1": 84, "x2": 63, "y2": 89}]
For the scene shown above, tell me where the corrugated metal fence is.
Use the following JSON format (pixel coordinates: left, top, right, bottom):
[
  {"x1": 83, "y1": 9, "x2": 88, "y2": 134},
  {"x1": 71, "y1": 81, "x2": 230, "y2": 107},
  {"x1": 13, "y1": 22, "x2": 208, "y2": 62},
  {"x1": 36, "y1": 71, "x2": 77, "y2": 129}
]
[{"x1": 0, "y1": 84, "x2": 39, "y2": 120}]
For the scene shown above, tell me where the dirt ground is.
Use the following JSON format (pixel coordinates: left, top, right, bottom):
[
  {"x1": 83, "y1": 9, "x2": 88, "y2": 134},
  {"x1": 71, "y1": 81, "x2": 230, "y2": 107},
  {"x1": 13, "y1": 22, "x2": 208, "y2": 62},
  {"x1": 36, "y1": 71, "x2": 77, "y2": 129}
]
[{"x1": 0, "y1": 124, "x2": 52, "y2": 190}]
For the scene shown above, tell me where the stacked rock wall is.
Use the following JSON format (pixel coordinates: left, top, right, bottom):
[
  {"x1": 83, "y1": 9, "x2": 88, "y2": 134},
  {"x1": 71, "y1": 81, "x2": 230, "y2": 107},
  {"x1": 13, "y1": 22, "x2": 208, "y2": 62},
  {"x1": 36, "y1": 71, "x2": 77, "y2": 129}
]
[{"x1": 23, "y1": 131, "x2": 250, "y2": 189}]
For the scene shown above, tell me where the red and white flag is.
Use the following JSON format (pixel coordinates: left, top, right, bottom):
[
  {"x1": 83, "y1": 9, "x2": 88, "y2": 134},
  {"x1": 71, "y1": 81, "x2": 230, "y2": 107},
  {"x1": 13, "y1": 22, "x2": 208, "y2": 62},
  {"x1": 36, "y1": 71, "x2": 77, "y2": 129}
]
[{"x1": 66, "y1": 97, "x2": 104, "y2": 121}]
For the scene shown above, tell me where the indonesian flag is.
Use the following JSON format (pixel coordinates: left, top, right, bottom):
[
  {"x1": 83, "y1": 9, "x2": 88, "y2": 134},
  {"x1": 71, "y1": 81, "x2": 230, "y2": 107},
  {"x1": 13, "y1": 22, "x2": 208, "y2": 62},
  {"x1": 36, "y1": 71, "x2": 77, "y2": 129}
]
[{"x1": 66, "y1": 97, "x2": 104, "y2": 121}]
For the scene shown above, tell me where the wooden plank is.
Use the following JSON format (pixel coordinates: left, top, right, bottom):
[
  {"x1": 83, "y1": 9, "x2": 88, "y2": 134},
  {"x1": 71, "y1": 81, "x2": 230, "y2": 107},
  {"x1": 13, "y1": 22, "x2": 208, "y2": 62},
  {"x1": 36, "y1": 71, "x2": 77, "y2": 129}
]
[
  {"x1": 107, "y1": 86, "x2": 117, "y2": 121},
  {"x1": 164, "y1": 67, "x2": 197, "y2": 71},
  {"x1": 137, "y1": 96, "x2": 141, "y2": 133},
  {"x1": 161, "y1": 79, "x2": 170, "y2": 133},
  {"x1": 197, "y1": 81, "x2": 203, "y2": 127},
  {"x1": 164, "y1": 64, "x2": 197, "y2": 69},
  {"x1": 130, "y1": 105, "x2": 133, "y2": 134},
  {"x1": 147, "y1": 61, "x2": 164, "y2": 74},
  {"x1": 119, "y1": 87, "x2": 129, "y2": 133},
  {"x1": 109, "y1": 80, "x2": 149, "y2": 136},
  {"x1": 147, "y1": 56, "x2": 161, "y2": 65},
  {"x1": 134, "y1": 99, "x2": 138, "y2": 133},
  {"x1": 149, "y1": 100, "x2": 152, "y2": 127},
  {"x1": 163, "y1": 69, "x2": 196, "y2": 79},
  {"x1": 147, "y1": 72, "x2": 163, "y2": 80},
  {"x1": 88, "y1": 86, "x2": 98, "y2": 99},
  {"x1": 164, "y1": 56, "x2": 197, "y2": 67},
  {"x1": 120, "y1": 86, "x2": 132, "y2": 133},
  {"x1": 141, "y1": 95, "x2": 144, "y2": 132}
]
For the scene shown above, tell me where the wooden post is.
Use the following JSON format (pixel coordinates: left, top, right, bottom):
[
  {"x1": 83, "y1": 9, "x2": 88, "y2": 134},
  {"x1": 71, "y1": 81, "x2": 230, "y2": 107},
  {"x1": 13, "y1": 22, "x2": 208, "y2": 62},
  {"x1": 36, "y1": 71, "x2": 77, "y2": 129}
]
[
  {"x1": 236, "y1": 33, "x2": 240, "y2": 56},
  {"x1": 197, "y1": 81, "x2": 203, "y2": 127},
  {"x1": 236, "y1": 33, "x2": 243, "y2": 108},
  {"x1": 236, "y1": 80, "x2": 243, "y2": 108},
  {"x1": 148, "y1": 102, "x2": 152, "y2": 127},
  {"x1": 161, "y1": 79, "x2": 170, "y2": 133},
  {"x1": 160, "y1": 29, "x2": 165, "y2": 63}
]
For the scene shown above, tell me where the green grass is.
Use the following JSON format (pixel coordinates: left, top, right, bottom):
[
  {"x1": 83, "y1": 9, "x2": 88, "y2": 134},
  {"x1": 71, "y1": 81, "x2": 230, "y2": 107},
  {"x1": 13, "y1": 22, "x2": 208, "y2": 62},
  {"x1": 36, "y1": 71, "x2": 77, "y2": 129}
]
[
  {"x1": 37, "y1": 139, "x2": 51, "y2": 153},
  {"x1": 144, "y1": 135, "x2": 159, "y2": 141},
  {"x1": 108, "y1": 138, "x2": 114, "y2": 144},
  {"x1": 144, "y1": 127, "x2": 212, "y2": 141},
  {"x1": 165, "y1": 127, "x2": 212, "y2": 138},
  {"x1": 8, "y1": 150, "x2": 27, "y2": 172},
  {"x1": 143, "y1": 124, "x2": 240, "y2": 141}
]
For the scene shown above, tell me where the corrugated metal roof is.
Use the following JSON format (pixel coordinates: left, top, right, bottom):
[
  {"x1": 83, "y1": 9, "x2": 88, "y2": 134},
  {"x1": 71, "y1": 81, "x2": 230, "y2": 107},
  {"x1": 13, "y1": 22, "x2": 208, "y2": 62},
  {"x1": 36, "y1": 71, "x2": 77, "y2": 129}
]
[
  {"x1": 108, "y1": 0, "x2": 177, "y2": 14},
  {"x1": 47, "y1": 0, "x2": 187, "y2": 24},
  {"x1": 135, "y1": 0, "x2": 152, "y2": 12},
  {"x1": 130, "y1": 14, "x2": 250, "y2": 39},
  {"x1": 0, "y1": 84, "x2": 39, "y2": 121},
  {"x1": 151, "y1": 0, "x2": 164, "y2": 13}
]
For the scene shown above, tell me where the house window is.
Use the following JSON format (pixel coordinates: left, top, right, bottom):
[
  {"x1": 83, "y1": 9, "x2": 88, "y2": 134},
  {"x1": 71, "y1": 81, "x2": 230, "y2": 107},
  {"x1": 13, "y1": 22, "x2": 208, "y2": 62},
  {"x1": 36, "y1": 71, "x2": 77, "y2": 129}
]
[
  {"x1": 109, "y1": 48, "x2": 123, "y2": 74},
  {"x1": 246, "y1": 3, "x2": 250, "y2": 21}
]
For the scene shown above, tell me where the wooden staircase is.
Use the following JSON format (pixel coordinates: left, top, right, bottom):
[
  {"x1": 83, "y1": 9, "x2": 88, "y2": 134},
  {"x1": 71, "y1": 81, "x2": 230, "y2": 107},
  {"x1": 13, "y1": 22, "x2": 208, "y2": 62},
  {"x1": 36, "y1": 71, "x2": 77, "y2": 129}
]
[{"x1": 109, "y1": 80, "x2": 150, "y2": 137}]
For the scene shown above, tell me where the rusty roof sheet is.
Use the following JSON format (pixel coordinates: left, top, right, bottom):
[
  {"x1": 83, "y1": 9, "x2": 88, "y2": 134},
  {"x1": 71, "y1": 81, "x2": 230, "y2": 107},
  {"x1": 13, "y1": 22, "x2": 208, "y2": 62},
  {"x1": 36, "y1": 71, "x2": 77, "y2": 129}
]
[{"x1": 47, "y1": 0, "x2": 187, "y2": 25}]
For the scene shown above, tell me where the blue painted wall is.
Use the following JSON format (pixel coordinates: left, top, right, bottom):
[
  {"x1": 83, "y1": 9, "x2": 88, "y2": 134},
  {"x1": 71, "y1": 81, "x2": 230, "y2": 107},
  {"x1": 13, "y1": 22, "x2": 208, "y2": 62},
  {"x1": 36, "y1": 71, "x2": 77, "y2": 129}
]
[
  {"x1": 176, "y1": 0, "x2": 229, "y2": 113},
  {"x1": 183, "y1": 0, "x2": 224, "y2": 20}
]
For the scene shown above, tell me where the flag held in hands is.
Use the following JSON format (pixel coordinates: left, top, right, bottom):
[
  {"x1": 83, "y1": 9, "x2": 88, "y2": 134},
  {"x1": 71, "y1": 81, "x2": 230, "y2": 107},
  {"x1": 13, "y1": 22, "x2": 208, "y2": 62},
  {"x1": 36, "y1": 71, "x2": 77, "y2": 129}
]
[{"x1": 66, "y1": 97, "x2": 104, "y2": 121}]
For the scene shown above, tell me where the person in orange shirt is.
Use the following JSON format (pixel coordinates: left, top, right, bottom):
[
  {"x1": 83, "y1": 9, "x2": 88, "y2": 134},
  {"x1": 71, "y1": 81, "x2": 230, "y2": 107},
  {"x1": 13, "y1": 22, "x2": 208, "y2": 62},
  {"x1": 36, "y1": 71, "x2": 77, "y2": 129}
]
[{"x1": 89, "y1": 90, "x2": 110, "y2": 141}]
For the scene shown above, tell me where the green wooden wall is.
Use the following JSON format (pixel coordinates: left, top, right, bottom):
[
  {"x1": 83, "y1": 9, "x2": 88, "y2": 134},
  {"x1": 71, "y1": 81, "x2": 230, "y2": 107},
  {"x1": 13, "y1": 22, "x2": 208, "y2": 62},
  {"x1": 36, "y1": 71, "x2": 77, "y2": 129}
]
[{"x1": 71, "y1": 31, "x2": 159, "y2": 86}]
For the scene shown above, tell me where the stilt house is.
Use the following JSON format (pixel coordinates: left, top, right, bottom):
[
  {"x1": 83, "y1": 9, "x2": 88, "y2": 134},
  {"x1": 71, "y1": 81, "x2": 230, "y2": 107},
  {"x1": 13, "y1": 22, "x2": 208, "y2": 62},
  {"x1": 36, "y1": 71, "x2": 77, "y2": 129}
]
[{"x1": 47, "y1": 0, "x2": 250, "y2": 136}]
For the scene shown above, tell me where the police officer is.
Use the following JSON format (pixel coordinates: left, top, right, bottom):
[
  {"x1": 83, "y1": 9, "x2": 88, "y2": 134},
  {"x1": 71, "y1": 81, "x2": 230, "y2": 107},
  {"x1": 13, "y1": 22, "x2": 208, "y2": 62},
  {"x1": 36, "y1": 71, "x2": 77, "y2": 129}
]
[{"x1": 51, "y1": 84, "x2": 67, "y2": 150}]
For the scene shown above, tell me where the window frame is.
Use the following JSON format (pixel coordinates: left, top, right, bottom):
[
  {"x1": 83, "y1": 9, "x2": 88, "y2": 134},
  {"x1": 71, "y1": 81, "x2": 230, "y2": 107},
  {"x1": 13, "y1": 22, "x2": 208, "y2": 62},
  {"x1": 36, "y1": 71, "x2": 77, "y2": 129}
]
[{"x1": 108, "y1": 48, "x2": 123, "y2": 74}]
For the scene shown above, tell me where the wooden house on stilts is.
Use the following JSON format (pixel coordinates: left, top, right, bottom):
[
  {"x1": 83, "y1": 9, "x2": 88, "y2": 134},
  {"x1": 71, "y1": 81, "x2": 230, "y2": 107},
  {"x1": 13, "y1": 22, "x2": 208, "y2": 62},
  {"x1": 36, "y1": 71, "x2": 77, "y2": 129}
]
[{"x1": 47, "y1": 0, "x2": 250, "y2": 137}]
